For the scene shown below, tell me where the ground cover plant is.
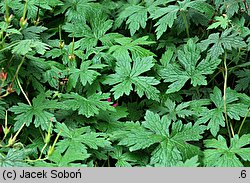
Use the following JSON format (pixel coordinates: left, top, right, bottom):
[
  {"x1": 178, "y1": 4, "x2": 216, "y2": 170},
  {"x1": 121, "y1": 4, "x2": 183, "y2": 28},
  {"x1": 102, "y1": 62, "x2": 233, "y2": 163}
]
[{"x1": 0, "y1": 0, "x2": 250, "y2": 167}]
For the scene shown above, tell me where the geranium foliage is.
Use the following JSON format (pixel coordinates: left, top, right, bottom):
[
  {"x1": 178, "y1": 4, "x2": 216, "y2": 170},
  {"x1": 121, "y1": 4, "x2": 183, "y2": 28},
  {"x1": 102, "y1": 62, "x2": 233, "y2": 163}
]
[{"x1": 0, "y1": 0, "x2": 249, "y2": 167}]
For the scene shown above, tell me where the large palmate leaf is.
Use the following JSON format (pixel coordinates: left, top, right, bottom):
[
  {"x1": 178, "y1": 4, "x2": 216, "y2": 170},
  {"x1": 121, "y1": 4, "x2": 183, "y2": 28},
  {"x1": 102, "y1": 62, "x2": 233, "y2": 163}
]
[
  {"x1": 115, "y1": 0, "x2": 160, "y2": 36},
  {"x1": 197, "y1": 87, "x2": 249, "y2": 136},
  {"x1": 9, "y1": 94, "x2": 60, "y2": 131},
  {"x1": 63, "y1": 12, "x2": 115, "y2": 50},
  {"x1": 62, "y1": 92, "x2": 115, "y2": 117},
  {"x1": 204, "y1": 134, "x2": 250, "y2": 167},
  {"x1": 0, "y1": 149, "x2": 31, "y2": 167},
  {"x1": 159, "y1": 39, "x2": 221, "y2": 93},
  {"x1": 150, "y1": 0, "x2": 214, "y2": 38},
  {"x1": 12, "y1": 39, "x2": 50, "y2": 55},
  {"x1": 67, "y1": 61, "x2": 106, "y2": 91},
  {"x1": 48, "y1": 123, "x2": 111, "y2": 166},
  {"x1": 199, "y1": 28, "x2": 247, "y2": 59},
  {"x1": 104, "y1": 56, "x2": 160, "y2": 101},
  {"x1": 58, "y1": 0, "x2": 96, "y2": 23},
  {"x1": 112, "y1": 111, "x2": 206, "y2": 166},
  {"x1": 108, "y1": 36, "x2": 155, "y2": 62}
]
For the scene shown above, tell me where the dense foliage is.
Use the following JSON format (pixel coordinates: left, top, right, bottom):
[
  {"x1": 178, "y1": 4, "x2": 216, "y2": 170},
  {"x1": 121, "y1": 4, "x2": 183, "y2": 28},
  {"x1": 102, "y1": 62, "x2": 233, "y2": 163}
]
[{"x1": 0, "y1": 0, "x2": 250, "y2": 167}]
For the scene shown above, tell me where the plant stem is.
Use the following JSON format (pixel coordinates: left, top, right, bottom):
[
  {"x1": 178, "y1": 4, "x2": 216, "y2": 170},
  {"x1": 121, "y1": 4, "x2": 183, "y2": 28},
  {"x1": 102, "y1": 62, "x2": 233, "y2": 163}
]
[
  {"x1": 5, "y1": 0, "x2": 9, "y2": 20},
  {"x1": 16, "y1": 76, "x2": 31, "y2": 106},
  {"x1": 14, "y1": 56, "x2": 32, "y2": 106},
  {"x1": 23, "y1": 0, "x2": 28, "y2": 19},
  {"x1": 223, "y1": 52, "x2": 233, "y2": 139},
  {"x1": 59, "y1": 25, "x2": 62, "y2": 41},
  {"x1": 12, "y1": 56, "x2": 25, "y2": 83},
  {"x1": 181, "y1": 11, "x2": 190, "y2": 38},
  {"x1": 238, "y1": 108, "x2": 250, "y2": 135},
  {"x1": 39, "y1": 143, "x2": 48, "y2": 159},
  {"x1": 71, "y1": 36, "x2": 75, "y2": 55}
]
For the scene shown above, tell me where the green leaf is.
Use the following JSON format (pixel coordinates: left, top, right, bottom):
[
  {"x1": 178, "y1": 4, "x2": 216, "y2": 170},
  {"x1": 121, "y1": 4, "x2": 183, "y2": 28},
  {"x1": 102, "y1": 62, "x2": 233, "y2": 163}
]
[
  {"x1": 175, "y1": 155, "x2": 199, "y2": 167},
  {"x1": 59, "y1": 0, "x2": 96, "y2": 23},
  {"x1": 12, "y1": 39, "x2": 50, "y2": 55},
  {"x1": 63, "y1": 12, "x2": 114, "y2": 50},
  {"x1": 62, "y1": 92, "x2": 115, "y2": 118},
  {"x1": 199, "y1": 29, "x2": 247, "y2": 59},
  {"x1": 0, "y1": 149, "x2": 31, "y2": 167},
  {"x1": 160, "y1": 48, "x2": 174, "y2": 67},
  {"x1": 197, "y1": 87, "x2": 249, "y2": 136},
  {"x1": 22, "y1": 26, "x2": 48, "y2": 40},
  {"x1": 151, "y1": 5, "x2": 179, "y2": 39},
  {"x1": 9, "y1": 94, "x2": 60, "y2": 131},
  {"x1": 8, "y1": 0, "x2": 63, "y2": 19},
  {"x1": 109, "y1": 36, "x2": 155, "y2": 61},
  {"x1": 118, "y1": 5, "x2": 147, "y2": 36},
  {"x1": 117, "y1": 0, "x2": 160, "y2": 36},
  {"x1": 43, "y1": 66, "x2": 65, "y2": 89},
  {"x1": 104, "y1": 56, "x2": 160, "y2": 101},
  {"x1": 151, "y1": 0, "x2": 214, "y2": 39},
  {"x1": 235, "y1": 69, "x2": 250, "y2": 92},
  {"x1": 113, "y1": 111, "x2": 205, "y2": 166},
  {"x1": 159, "y1": 39, "x2": 221, "y2": 93},
  {"x1": 186, "y1": 0, "x2": 215, "y2": 19},
  {"x1": 0, "y1": 100, "x2": 6, "y2": 119},
  {"x1": 67, "y1": 61, "x2": 106, "y2": 91},
  {"x1": 204, "y1": 134, "x2": 250, "y2": 167},
  {"x1": 50, "y1": 123, "x2": 111, "y2": 166},
  {"x1": 109, "y1": 146, "x2": 145, "y2": 167},
  {"x1": 208, "y1": 15, "x2": 230, "y2": 30},
  {"x1": 151, "y1": 99, "x2": 194, "y2": 121}
]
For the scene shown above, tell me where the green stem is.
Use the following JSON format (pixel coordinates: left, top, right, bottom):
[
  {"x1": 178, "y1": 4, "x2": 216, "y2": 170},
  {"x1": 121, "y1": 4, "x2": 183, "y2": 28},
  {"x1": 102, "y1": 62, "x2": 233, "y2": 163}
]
[
  {"x1": 39, "y1": 143, "x2": 48, "y2": 159},
  {"x1": 12, "y1": 56, "x2": 25, "y2": 83},
  {"x1": 26, "y1": 157, "x2": 48, "y2": 163},
  {"x1": 238, "y1": 108, "x2": 250, "y2": 135},
  {"x1": 23, "y1": 0, "x2": 28, "y2": 19},
  {"x1": 71, "y1": 36, "x2": 75, "y2": 55},
  {"x1": 223, "y1": 52, "x2": 233, "y2": 139},
  {"x1": 59, "y1": 25, "x2": 62, "y2": 41},
  {"x1": 14, "y1": 56, "x2": 31, "y2": 106},
  {"x1": 0, "y1": 41, "x2": 19, "y2": 53},
  {"x1": 181, "y1": 11, "x2": 190, "y2": 38},
  {"x1": 16, "y1": 77, "x2": 31, "y2": 106},
  {"x1": 5, "y1": 0, "x2": 9, "y2": 20}
]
